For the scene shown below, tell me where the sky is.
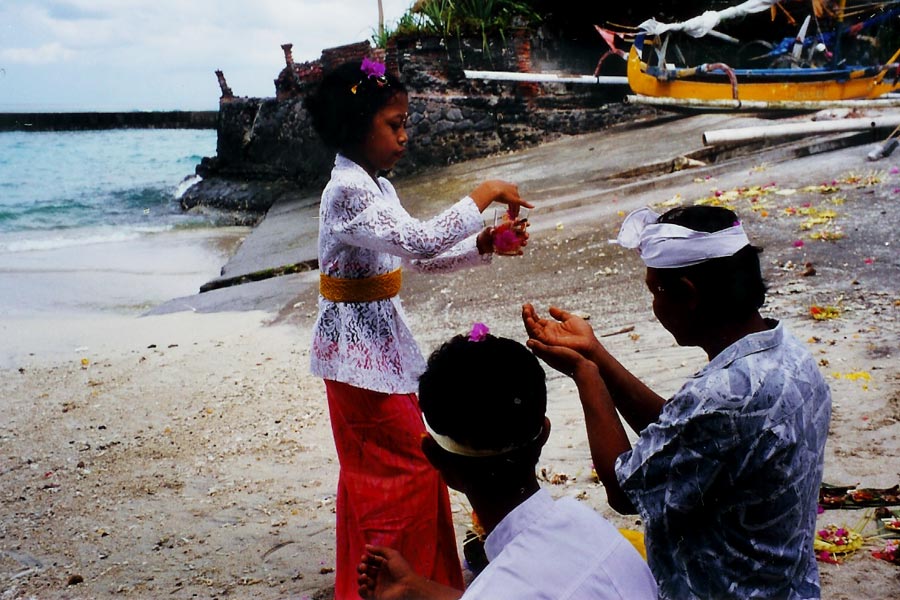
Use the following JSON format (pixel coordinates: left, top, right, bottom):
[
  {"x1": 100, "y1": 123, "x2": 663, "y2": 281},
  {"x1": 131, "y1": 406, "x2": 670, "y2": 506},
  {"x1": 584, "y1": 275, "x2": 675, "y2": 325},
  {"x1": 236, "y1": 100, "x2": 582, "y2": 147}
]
[{"x1": 0, "y1": 0, "x2": 415, "y2": 112}]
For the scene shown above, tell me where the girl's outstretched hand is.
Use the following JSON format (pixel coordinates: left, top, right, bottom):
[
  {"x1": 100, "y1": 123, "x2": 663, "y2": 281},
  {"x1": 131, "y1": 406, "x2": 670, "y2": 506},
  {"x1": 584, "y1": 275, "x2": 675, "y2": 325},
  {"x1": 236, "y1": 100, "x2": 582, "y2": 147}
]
[
  {"x1": 522, "y1": 304, "x2": 599, "y2": 356},
  {"x1": 476, "y1": 223, "x2": 530, "y2": 255},
  {"x1": 469, "y1": 180, "x2": 533, "y2": 215}
]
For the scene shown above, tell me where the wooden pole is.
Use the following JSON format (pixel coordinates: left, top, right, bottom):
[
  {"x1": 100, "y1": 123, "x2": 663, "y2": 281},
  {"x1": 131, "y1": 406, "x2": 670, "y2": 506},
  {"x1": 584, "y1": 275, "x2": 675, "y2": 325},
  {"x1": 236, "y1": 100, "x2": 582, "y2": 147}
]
[
  {"x1": 834, "y1": 0, "x2": 847, "y2": 66},
  {"x1": 465, "y1": 70, "x2": 628, "y2": 85},
  {"x1": 702, "y1": 114, "x2": 900, "y2": 145},
  {"x1": 627, "y1": 94, "x2": 900, "y2": 111},
  {"x1": 377, "y1": 0, "x2": 385, "y2": 42}
]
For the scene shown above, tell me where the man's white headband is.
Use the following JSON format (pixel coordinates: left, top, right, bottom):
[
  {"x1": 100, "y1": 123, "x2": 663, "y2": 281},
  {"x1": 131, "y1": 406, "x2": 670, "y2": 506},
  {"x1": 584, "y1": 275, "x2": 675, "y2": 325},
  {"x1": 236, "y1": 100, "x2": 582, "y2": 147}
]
[
  {"x1": 614, "y1": 207, "x2": 750, "y2": 268},
  {"x1": 424, "y1": 416, "x2": 543, "y2": 458}
]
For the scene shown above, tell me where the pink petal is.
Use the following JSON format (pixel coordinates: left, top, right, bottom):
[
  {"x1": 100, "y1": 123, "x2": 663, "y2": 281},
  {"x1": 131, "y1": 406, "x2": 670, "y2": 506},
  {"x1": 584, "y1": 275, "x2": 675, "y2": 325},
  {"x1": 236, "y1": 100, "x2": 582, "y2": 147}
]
[{"x1": 468, "y1": 322, "x2": 490, "y2": 342}]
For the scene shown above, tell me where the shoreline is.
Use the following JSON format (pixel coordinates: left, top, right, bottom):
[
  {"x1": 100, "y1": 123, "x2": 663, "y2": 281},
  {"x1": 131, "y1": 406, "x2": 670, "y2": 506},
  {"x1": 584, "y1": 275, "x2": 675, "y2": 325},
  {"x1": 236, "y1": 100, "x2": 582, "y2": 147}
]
[{"x1": 0, "y1": 226, "x2": 249, "y2": 369}]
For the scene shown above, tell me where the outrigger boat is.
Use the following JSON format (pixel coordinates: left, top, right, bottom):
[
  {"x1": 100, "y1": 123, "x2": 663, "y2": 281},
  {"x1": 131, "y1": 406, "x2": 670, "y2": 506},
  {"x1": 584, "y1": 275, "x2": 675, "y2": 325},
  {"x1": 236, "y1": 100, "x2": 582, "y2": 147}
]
[{"x1": 627, "y1": 0, "x2": 900, "y2": 107}]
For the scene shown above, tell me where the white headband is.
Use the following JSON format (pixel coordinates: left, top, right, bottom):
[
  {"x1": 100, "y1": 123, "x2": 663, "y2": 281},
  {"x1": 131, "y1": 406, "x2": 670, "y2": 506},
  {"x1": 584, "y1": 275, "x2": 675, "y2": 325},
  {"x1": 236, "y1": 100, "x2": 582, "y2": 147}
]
[
  {"x1": 424, "y1": 416, "x2": 543, "y2": 458},
  {"x1": 613, "y1": 207, "x2": 750, "y2": 268}
]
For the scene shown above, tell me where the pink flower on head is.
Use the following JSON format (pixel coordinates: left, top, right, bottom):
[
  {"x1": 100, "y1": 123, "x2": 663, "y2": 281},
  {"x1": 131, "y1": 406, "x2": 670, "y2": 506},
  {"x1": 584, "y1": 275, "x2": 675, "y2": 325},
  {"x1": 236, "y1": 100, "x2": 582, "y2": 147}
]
[
  {"x1": 793, "y1": 240, "x2": 805, "y2": 248},
  {"x1": 361, "y1": 57, "x2": 386, "y2": 78},
  {"x1": 469, "y1": 322, "x2": 490, "y2": 342}
]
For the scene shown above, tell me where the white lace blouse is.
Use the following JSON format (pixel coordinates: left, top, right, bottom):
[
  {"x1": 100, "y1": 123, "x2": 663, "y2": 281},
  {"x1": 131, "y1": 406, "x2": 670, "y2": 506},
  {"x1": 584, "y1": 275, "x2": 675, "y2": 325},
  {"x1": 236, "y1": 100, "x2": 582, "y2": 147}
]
[{"x1": 310, "y1": 154, "x2": 491, "y2": 394}]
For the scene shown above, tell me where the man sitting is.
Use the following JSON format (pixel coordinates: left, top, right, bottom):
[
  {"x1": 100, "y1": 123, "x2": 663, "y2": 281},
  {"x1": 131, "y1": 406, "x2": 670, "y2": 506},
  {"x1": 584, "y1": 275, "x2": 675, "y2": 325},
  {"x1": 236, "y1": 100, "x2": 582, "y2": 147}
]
[{"x1": 523, "y1": 205, "x2": 832, "y2": 599}]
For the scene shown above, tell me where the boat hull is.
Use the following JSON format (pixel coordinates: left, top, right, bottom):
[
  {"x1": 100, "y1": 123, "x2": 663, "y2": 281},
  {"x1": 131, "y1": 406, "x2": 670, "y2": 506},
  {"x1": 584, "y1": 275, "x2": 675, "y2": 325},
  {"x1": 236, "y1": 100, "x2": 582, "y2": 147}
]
[{"x1": 627, "y1": 46, "x2": 900, "y2": 102}]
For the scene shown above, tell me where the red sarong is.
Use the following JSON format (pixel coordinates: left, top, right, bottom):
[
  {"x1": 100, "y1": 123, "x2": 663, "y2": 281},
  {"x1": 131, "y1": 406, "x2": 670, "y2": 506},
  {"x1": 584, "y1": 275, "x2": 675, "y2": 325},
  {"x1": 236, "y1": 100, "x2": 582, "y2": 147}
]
[{"x1": 324, "y1": 380, "x2": 463, "y2": 599}]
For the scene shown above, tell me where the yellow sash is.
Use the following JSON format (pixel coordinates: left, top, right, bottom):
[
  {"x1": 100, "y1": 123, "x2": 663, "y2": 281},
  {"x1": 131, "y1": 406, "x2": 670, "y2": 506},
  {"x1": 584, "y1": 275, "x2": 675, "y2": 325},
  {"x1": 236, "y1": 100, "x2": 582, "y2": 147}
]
[{"x1": 319, "y1": 269, "x2": 402, "y2": 303}]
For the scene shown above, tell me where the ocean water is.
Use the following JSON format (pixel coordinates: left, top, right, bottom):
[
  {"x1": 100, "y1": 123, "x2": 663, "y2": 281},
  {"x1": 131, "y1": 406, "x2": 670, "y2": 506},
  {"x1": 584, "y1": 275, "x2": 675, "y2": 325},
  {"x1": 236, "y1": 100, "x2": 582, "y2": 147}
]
[
  {"x1": 0, "y1": 128, "x2": 247, "y2": 317},
  {"x1": 0, "y1": 129, "x2": 217, "y2": 250}
]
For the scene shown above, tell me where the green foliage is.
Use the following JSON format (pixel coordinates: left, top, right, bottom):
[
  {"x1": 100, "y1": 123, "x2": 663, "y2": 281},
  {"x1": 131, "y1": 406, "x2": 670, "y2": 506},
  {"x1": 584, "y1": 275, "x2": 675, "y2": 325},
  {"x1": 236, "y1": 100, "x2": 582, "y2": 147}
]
[
  {"x1": 371, "y1": 24, "x2": 393, "y2": 49},
  {"x1": 389, "y1": 0, "x2": 540, "y2": 42}
]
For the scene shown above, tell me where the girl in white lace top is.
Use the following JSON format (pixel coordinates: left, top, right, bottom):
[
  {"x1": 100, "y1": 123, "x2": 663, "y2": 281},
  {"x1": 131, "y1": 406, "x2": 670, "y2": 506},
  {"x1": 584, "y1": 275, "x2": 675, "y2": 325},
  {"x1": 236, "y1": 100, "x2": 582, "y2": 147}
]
[{"x1": 305, "y1": 58, "x2": 532, "y2": 597}]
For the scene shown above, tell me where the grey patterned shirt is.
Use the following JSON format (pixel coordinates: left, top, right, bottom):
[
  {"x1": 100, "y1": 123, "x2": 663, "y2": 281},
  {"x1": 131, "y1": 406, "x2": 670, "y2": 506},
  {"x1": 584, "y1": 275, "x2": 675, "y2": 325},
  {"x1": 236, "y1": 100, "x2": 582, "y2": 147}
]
[{"x1": 615, "y1": 321, "x2": 831, "y2": 600}]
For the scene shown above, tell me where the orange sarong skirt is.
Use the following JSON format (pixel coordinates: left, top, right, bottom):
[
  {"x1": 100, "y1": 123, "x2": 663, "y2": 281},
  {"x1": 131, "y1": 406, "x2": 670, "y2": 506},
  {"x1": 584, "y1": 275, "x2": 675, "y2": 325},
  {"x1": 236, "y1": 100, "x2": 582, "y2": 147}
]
[{"x1": 324, "y1": 380, "x2": 464, "y2": 599}]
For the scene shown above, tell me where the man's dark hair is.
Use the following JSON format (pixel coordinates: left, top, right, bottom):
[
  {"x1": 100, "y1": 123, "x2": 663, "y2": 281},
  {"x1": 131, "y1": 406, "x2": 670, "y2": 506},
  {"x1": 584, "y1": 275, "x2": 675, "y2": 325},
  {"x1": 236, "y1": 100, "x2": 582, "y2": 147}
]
[
  {"x1": 305, "y1": 60, "x2": 406, "y2": 150},
  {"x1": 655, "y1": 205, "x2": 767, "y2": 321},
  {"x1": 419, "y1": 334, "x2": 546, "y2": 457}
]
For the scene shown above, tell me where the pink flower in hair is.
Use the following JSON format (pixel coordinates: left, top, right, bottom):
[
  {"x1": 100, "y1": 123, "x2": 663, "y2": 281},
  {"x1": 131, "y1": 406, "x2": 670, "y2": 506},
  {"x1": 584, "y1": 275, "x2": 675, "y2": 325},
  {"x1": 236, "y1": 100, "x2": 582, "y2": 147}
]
[
  {"x1": 469, "y1": 322, "x2": 490, "y2": 342},
  {"x1": 361, "y1": 57, "x2": 386, "y2": 79}
]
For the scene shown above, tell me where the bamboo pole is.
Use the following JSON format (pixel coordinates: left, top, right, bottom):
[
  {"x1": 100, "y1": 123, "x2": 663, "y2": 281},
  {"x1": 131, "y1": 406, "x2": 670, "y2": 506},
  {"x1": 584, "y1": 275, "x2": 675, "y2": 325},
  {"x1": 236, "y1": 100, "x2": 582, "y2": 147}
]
[
  {"x1": 702, "y1": 114, "x2": 900, "y2": 145},
  {"x1": 627, "y1": 94, "x2": 900, "y2": 111},
  {"x1": 464, "y1": 70, "x2": 628, "y2": 85}
]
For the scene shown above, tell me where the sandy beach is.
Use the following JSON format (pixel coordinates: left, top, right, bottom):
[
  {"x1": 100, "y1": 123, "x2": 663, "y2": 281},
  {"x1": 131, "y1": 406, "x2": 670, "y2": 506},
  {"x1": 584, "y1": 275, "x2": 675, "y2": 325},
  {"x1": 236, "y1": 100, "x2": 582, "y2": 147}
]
[{"x1": 2, "y1": 123, "x2": 899, "y2": 598}]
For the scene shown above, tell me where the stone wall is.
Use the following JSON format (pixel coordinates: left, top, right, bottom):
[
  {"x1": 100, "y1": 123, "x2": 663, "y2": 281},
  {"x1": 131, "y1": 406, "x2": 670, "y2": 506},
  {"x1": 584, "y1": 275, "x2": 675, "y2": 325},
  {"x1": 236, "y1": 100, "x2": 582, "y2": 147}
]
[{"x1": 181, "y1": 32, "x2": 650, "y2": 222}]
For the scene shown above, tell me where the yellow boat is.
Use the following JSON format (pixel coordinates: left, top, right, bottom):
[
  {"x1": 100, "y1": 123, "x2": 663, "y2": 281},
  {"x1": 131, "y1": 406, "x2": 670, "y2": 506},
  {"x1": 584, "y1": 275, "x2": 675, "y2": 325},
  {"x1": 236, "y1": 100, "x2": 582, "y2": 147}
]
[
  {"x1": 626, "y1": 0, "x2": 900, "y2": 105},
  {"x1": 628, "y1": 37, "x2": 900, "y2": 104}
]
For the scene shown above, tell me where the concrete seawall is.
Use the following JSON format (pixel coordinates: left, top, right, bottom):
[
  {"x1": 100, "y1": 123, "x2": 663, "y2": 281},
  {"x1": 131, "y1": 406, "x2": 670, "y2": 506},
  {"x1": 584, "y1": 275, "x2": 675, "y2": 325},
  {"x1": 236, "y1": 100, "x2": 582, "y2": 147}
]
[{"x1": 0, "y1": 111, "x2": 218, "y2": 131}]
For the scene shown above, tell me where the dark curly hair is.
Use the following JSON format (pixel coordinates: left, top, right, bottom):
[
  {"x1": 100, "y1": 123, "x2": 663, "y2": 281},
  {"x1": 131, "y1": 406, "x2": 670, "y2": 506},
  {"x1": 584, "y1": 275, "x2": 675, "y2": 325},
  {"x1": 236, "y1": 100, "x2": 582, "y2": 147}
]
[
  {"x1": 304, "y1": 60, "x2": 407, "y2": 151},
  {"x1": 419, "y1": 333, "x2": 547, "y2": 457},
  {"x1": 654, "y1": 205, "x2": 767, "y2": 322}
]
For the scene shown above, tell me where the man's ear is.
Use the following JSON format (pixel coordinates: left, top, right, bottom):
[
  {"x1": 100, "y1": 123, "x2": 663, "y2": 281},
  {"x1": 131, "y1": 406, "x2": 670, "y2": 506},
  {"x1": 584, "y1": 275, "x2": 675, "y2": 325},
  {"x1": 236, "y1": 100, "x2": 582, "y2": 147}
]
[
  {"x1": 678, "y1": 276, "x2": 701, "y2": 311},
  {"x1": 421, "y1": 434, "x2": 444, "y2": 468},
  {"x1": 422, "y1": 435, "x2": 468, "y2": 493},
  {"x1": 537, "y1": 417, "x2": 551, "y2": 448}
]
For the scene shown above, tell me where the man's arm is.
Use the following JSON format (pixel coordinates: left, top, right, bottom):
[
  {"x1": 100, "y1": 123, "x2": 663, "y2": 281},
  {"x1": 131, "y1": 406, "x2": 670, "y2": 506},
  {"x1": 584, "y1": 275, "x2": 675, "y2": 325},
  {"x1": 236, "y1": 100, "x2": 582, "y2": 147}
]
[
  {"x1": 525, "y1": 336, "x2": 636, "y2": 514},
  {"x1": 581, "y1": 337, "x2": 666, "y2": 434},
  {"x1": 571, "y1": 359, "x2": 637, "y2": 514}
]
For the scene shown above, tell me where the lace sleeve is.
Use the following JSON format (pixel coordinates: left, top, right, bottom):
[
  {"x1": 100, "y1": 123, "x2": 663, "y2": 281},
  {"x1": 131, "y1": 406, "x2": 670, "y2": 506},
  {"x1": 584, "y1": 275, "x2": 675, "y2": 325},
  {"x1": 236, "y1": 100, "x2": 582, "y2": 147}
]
[
  {"x1": 406, "y1": 235, "x2": 492, "y2": 273},
  {"x1": 331, "y1": 184, "x2": 484, "y2": 260}
]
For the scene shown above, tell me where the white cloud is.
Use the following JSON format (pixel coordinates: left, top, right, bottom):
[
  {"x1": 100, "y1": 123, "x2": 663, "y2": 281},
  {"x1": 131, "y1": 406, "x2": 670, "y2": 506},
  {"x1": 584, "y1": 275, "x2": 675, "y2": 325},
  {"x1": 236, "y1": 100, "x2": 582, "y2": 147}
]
[
  {"x1": 0, "y1": 42, "x2": 77, "y2": 65},
  {"x1": 0, "y1": 0, "x2": 417, "y2": 111}
]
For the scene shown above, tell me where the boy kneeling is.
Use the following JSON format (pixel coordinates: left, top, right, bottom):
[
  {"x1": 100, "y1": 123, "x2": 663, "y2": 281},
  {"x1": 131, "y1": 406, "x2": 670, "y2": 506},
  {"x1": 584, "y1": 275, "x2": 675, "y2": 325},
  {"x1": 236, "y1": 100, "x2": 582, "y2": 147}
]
[{"x1": 358, "y1": 330, "x2": 656, "y2": 599}]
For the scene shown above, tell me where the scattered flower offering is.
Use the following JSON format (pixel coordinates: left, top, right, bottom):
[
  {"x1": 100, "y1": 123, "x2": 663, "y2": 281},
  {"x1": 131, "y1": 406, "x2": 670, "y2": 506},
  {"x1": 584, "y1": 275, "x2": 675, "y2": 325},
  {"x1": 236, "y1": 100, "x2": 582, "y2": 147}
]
[
  {"x1": 802, "y1": 184, "x2": 840, "y2": 194},
  {"x1": 838, "y1": 171, "x2": 883, "y2": 187},
  {"x1": 809, "y1": 230, "x2": 845, "y2": 241},
  {"x1": 814, "y1": 524, "x2": 864, "y2": 563},
  {"x1": 872, "y1": 540, "x2": 900, "y2": 565},
  {"x1": 832, "y1": 371, "x2": 871, "y2": 382},
  {"x1": 810, "y1": 305, "x2": 841, "y2": 320}
]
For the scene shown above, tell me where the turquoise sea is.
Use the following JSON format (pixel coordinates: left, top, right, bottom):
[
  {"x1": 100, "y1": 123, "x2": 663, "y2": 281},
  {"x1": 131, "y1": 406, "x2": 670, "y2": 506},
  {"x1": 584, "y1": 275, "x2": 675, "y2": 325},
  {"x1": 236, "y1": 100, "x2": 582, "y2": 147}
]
[
  {"x1": 0, "y1": 129, "x2": 217, "y2": 248},
  {"x1": 0, "y1": 128, "x2": 246, "y2": 316}
]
